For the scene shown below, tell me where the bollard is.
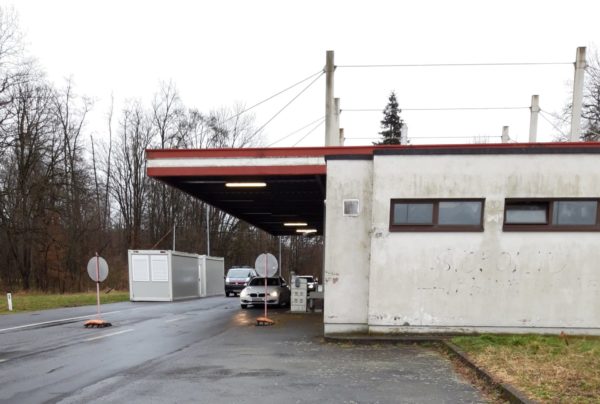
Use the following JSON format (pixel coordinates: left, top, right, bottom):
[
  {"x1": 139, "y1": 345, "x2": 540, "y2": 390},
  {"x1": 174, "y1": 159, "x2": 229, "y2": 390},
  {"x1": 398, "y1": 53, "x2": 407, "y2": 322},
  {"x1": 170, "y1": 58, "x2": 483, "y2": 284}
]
[{"x1": 7, "y1": 293, "x2": 13, "y2": 311}]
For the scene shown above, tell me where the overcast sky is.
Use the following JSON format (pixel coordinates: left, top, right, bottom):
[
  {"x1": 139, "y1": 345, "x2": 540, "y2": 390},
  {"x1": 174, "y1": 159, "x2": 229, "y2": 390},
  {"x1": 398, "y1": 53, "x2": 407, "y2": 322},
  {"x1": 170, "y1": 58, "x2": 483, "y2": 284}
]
[{"x1": 8, "y1": 0, "x2": 600, "y2": 147}]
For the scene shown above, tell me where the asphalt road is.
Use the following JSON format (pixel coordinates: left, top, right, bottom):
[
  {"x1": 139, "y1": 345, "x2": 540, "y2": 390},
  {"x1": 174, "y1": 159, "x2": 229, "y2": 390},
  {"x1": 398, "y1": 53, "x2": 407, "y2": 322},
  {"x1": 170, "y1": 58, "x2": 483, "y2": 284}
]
[{"x1": 0, "y1": 297, "x2": 484, "y2": 404}]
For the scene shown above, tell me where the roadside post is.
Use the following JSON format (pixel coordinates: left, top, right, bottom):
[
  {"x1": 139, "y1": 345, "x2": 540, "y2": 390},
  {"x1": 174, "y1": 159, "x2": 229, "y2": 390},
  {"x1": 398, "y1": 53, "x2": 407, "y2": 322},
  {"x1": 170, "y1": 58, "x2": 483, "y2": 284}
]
[
  {"x1": 84, "y1": 253, "x2": 112, "y2": 328},
  {"x1": 254, "y1": 252, "x2": 278, "y2": 326},
  {"x1": 7, "y1": 293, "x2": 12, "y2": 311}
]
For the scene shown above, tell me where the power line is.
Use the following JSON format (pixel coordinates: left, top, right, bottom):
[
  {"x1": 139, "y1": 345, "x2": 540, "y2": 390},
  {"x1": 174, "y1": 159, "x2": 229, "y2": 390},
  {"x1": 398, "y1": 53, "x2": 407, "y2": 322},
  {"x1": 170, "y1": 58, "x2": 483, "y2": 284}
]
[
  {"x1": 338, "y1": 62, "x2": 572, "y2": 68},
  {"x1": 251, "y1": 72, "x2": 324, "y2": 139},
  {"x1": 343, "y1": 107, "x2": 529, "y2": 112},
  {"x1": 292, "y1": 119, "x2": 325, "y2": 147},
  {"x1": 268, "y1": 116, "x2": 325, "y2": 147},
  {"x1": 223, "y1": 70, "x2": 323, "y2": 123},
  {"x1": 539, "y1": 109, "x2": 568, "y2": 137}
]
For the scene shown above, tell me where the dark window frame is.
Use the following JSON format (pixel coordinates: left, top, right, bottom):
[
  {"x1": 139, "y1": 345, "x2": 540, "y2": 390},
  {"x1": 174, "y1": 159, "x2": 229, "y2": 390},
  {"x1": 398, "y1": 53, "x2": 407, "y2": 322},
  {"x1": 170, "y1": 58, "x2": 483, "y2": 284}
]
[
  {"x1": 389, "y1": 198, "x2": 485, "y2": 232},
  {"x1": 503, "y1": 198, "x2": 600, "y2": 231}
]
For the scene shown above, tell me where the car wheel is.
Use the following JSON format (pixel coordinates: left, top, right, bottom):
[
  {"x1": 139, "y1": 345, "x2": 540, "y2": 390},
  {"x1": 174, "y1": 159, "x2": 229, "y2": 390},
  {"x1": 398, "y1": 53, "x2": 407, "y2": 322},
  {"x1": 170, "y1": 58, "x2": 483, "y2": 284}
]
[
  {"x1": 241, "y1": 304, "x2": 247, "y2": 309},
  {"x1": 225, "y1": 292, "x2": 230, "y2": 297}
]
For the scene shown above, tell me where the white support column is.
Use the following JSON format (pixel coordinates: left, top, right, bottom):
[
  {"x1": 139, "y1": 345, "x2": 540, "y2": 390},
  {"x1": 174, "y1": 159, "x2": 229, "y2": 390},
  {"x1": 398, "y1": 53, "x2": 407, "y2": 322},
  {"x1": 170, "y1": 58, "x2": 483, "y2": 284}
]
[
  {"x1": 339, "y1": 128, "x2": 345, "y2": 146},
  {"x1": 400, "y1": 123, "x2": 408, "y2": 145},
  {"x1": 529, "y1": 95, "x2": 540, "y2": 143},
  {"x1": 501, "y1": 126, "x2": 510, "y2": 143},
  {"x1": 325, "y1": 50, "x2": 338, "y2": 146},
  {"x1": 333, "y1": 97, "x2": 341, "y2": 146},
  {"x1": 570, "y1": 47, "x2": 587, "y2": 141}
]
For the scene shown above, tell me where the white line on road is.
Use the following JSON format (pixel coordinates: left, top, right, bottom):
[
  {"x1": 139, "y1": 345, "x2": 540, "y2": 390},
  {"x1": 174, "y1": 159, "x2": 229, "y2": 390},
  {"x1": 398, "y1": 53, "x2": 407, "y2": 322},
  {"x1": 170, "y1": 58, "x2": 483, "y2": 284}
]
[
  {"x1": 0, "y1": 359, "x2": 7, "y2": 363},
  {"x1": 0, "y1": 309, "x2": 129, "y2": 333},
  {"x1": 84, "y1": 328, "x2": 134, "y2": 342},
  {"x1": 165, "y1": 316, "x2": 187, "y2": 323}
]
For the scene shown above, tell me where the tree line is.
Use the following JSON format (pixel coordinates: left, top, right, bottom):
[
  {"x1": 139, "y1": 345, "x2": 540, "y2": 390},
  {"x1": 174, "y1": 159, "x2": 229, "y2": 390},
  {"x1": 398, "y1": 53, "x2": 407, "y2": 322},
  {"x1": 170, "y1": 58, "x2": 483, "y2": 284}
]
[{"x1": 0, "y1": 8, "x2": 322, "y2": 293}]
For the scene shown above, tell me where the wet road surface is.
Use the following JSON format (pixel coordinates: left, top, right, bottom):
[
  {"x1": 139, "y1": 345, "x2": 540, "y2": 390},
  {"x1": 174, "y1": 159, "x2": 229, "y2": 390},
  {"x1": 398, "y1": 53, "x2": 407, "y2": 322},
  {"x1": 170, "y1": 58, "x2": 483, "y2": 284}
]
[{"x1": 0, "y1": 297, "x2": 484, "y2": 403}]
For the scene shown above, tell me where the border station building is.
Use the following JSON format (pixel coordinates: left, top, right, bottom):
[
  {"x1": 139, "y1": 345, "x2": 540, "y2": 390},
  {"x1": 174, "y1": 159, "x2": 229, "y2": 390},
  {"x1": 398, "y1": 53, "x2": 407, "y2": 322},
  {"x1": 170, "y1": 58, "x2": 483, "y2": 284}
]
[{"x1": 147, "y1": 142, "x2": 600, "y2": 335}]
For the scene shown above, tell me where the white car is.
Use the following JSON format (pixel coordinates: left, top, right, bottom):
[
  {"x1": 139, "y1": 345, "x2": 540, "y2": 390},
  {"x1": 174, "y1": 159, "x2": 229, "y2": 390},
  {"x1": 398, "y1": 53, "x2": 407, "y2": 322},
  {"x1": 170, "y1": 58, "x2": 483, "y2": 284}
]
[{"x1": 240, "y1": 277, "x2": 291, "y2": 309}]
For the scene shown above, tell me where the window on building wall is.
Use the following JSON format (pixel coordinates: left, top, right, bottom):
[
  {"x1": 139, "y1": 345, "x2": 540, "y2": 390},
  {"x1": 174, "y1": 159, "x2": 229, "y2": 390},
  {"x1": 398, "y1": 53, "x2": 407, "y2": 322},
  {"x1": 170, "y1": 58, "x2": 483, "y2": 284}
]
[
  {"x1": 390, "y1": 199, "x2": 484, "y2": 231},
  {"x1": 504, "y1": 199, "x2": 600, "y2": 231}
]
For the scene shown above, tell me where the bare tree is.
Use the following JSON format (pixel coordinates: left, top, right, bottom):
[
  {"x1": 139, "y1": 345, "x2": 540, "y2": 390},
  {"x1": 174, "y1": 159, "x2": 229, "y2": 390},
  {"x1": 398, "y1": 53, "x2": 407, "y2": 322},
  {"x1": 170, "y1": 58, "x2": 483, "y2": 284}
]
[
  {"x1": 111, "y1": 102, "x2": 153, "y2": 249},
  {"x1": 582, "y1": 50, "x2": 600, "y2": 141},
  {"x1": 0, "y1": 71, "x2": 57, "y2": 290}
]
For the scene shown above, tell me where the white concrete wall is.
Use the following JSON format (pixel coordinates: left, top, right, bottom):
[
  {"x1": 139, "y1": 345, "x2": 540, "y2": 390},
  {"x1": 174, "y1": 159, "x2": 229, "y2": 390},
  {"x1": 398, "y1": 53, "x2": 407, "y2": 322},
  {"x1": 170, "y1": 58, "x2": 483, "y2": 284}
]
[
  {"x1": 324, "y1": 159, "x2": 373, "y2": 334},
  {"x1": 367, "y1": 154, "x2": 600, "y2": 334}
]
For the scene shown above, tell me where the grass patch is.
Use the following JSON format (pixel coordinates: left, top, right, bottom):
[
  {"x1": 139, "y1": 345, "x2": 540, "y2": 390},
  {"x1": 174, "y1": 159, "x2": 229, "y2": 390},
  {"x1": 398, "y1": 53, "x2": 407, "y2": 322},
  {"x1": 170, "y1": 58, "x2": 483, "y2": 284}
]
[
  {"x1": 451, "y1": 334, "x2": 600, "y2": 403},
  {"x1": 0, "y1": 291, "x2": 130, "y2": 314}
]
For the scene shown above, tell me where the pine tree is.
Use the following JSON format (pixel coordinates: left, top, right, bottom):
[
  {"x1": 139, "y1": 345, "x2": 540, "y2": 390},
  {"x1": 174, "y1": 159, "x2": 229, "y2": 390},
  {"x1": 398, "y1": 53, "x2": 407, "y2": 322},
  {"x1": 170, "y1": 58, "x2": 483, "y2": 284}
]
[{"x1": 376, "y1": 91, "x2": 404, "y2": 145}]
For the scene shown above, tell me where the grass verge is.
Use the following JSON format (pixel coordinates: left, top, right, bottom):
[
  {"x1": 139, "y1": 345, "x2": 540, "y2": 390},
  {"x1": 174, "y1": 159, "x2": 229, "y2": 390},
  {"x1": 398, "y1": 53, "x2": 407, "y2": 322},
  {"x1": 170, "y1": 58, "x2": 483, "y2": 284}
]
[
  {"x1": 0, "y1": 291, "x2": 129, "y2": 314},
  {"x1": 451, "y1": 334, "x2": 600, "y2": 403}
]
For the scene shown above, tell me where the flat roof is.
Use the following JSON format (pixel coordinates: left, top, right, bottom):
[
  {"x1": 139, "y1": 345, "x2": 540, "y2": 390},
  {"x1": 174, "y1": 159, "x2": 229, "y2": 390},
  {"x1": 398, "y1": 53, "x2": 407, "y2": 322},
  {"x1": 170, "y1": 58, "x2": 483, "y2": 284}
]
[{"x1": 146, "y1": 142, "x2": 600, "y2": 236}]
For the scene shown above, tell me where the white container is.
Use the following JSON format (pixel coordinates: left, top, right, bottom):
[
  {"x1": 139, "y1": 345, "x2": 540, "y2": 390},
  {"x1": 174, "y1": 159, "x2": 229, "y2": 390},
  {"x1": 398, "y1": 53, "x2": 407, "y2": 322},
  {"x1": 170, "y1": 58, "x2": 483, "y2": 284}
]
[
  {"x1": 198, "y1": 255, "x2": 225, "y2": 297},
  {"x1": 128, "y1": 250, "x2": 224, "y2": 301}
]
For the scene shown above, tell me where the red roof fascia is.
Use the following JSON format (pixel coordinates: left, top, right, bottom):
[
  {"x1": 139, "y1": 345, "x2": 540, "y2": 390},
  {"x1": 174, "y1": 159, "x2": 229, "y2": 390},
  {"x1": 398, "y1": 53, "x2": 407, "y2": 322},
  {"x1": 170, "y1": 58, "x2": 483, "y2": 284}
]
[
  {"x1": 147, "y1": 165, "x2": 326, "y2": 177},
  {"x1": 146, "y1": 142, "x2": 600, "y2": 160},
  {"x1": 145, "y1": 145, "x2": 375, "y2": 159}
]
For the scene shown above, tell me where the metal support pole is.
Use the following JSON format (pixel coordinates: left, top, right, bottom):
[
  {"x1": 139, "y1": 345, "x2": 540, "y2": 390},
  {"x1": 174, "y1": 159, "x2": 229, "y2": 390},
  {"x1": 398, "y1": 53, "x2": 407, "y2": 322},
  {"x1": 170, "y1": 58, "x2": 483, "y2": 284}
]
[
  {"x1": 206, "y1": 204, "x2": 210, "y2": 256},
  {"x1": 278, "y1": 237, "x2": 282, "y2": 278},
  {"x1": 529, "y1": 95, "x2": 539, "y2": 143},
  {"x1": 95, "y1": 252, "x2": 101, "y2": 319},
  {"x1": 172, "y1": 224, "x2": 176, "y2": 251},
  {"x1": 339, "y1": 128, "x2": 345, "y2": 146},
  {"x1": 501, "y1": 126, "x2": 510, "y2": 143},
  {"x1": 325, "y1": 50, "x2": 337, "y2": 146},
  {"x1": 570, "y1": 47, "x2": 587, "y2": 141}
]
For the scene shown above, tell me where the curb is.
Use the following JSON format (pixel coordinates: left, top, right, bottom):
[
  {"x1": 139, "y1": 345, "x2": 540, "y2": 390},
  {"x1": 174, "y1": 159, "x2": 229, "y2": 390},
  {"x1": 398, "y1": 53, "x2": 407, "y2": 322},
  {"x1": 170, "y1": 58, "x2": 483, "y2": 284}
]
[
  {"x1": 441, "y1": 341, "x2": 536, "y2": 404},
  {"x1": 324, "y1": 334, "x2": 535, "y2": 404}
]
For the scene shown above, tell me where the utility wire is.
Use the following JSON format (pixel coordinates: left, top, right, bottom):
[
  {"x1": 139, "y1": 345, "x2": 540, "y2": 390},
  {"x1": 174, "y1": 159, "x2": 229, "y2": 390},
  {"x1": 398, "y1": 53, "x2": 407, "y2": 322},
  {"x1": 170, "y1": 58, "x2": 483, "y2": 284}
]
[
  {"x1": 250, "y1": 71, "x2": 324, "y2": 138},
  {"x1": 223, "y1": 70, "x2": 323, "y2": 123},
  {"x1": 267, "y1": 116, "x2": 326, "y2": 147},
  {"x1": 539, "y1": 109, "x2": 568, "y2": 137},
  {"x1": 343, "y1": 107, "x2": 529, "y2": 112},
  {"x1": 292, "y1": 119, "x2": 325, "y2": 147},
  {"x1": 338, "y1": 62, "x2": 572, "y2": 68}
]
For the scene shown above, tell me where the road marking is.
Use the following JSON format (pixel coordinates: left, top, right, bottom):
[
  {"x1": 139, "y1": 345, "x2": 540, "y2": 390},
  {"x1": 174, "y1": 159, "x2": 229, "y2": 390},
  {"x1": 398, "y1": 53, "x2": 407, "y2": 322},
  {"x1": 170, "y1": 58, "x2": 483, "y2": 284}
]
[
  {"x1": 165, "y1": 316, "x2": 187, "y2": 323},
  {"x1": 0, "y1": 309, "x2": 129, "y2": 333},
  {"x1": 0, "y1": 359, "x2": 7, "y2": 363},
  {"x1": 84, "y1": 328, "x2": 134, "y2": 342}
]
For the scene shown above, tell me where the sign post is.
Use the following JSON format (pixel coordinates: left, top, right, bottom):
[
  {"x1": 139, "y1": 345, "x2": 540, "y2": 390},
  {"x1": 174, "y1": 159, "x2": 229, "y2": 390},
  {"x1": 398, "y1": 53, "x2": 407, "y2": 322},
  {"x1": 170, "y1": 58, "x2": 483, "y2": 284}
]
[
  {"x1": 254, "y1": 252, "x2": 278, "y2": 326},
  {"x1": 84, "y1": 253, "x2": 112, "y2": 328},
  {"x1": 6, "y1": 293, "x2": 12, "y2": 311}
]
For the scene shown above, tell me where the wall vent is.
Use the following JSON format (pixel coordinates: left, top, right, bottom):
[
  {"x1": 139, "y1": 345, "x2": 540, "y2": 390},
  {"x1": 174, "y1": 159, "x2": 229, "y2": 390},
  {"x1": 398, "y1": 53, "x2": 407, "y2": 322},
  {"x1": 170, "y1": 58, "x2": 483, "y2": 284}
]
[{"x1": 343, "y1": 199, "x2": 360, "y2": 216}]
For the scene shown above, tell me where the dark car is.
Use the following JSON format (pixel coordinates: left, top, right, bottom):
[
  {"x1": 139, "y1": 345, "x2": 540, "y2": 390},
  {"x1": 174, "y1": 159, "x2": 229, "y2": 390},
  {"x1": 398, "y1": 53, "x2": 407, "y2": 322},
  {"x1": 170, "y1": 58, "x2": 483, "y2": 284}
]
[{"x1": 225, "y1": 267, "x2": 257, "y2": 297}]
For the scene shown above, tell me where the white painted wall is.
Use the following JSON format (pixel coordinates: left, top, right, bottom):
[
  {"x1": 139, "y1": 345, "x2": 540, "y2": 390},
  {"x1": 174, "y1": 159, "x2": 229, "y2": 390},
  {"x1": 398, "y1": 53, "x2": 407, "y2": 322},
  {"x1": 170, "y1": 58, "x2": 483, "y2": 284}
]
[
  {"x1": 324, "y1": 159, "x2": 372, "y2": 334},
  {"x1": 367, "y1": 154, "x2": 600, "y2": 334}
]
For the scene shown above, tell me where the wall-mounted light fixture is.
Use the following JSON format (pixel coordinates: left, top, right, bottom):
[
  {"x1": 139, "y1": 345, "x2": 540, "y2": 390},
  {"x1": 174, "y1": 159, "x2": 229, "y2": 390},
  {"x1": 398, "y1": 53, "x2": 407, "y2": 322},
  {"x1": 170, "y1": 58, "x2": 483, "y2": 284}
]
[{"x1": 284, "y1": 222, "x2": 308, "y2": 227}]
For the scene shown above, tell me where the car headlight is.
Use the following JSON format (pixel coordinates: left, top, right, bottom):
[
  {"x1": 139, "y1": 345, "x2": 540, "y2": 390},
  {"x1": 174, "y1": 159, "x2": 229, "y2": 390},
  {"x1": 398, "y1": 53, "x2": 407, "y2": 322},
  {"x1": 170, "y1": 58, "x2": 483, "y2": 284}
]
[
  {"x1": 240, "y1": 289, "x2": 249, "y2": 297},
  {"x1": 269, "y1": 291, "x2": 278, "y2": 297},
  {"x1": 225, "y1": 277, "x2": 231, "y2": 284}
]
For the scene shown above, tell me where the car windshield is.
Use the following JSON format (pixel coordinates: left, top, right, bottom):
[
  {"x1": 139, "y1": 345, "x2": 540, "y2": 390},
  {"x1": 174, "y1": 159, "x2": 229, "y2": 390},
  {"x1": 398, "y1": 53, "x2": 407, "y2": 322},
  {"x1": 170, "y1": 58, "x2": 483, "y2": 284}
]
[
  {"x1": 249, "y1": 278, "x2": 280, "y2": 286},
  {"x1": 228, "y1": 269, "x2": 252, "y2": 278}
]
